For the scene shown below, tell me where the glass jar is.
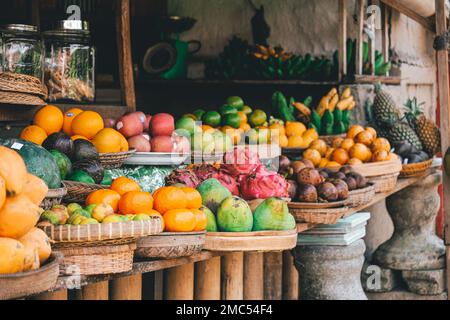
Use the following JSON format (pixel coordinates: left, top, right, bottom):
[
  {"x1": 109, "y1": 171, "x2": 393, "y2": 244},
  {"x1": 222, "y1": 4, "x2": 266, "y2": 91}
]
[
  {"x1": 43, "y1": 20, "x2": 95, "y2": 103},
  {"x1": 0, "y1": 24, "x2": 43, "y2": 80}
]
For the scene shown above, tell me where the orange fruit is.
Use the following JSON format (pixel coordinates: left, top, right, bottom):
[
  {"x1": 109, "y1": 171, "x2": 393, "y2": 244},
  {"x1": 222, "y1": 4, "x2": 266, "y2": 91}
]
[
  {"x1": 237, "y1": 111, "x2": 248, "y2": 124},
  {"x1": 180, "y1": 187, "x2": 202, "y2": 209},
  {"x1": 192, "y1": 209, "x2": 207, "y2": 231},
  {"x1": 33, "y1": 105, "x2": 64, "y2": 135},
  {"x1": 269, "y1": 123, "x2": 285, "y2": 137},
  {"x1": 332, "y1": 137, "x2": 344, "y2": 148},
  {"x1": 287, "y1": 136, "x2": 304, "y2": 148},
  {"x1": 354, "y1": 130, "x2": 375, "y2": 146},
  {"x1": 348, "y1": 158, "x2": 363, "y2": 165},
  {"x1": 92, "y1": 128, "x2": 122, "y2": 153},
  {"x1": 145, "y1": 210, "x2": 165, "y2": 230},
  {"x1": 272, "y1": 134, "x2": 288, "y2": 148},
  {"x1": 62, "y1": 108, "x2": 83, "y2": 135},
  {"x1": 340, "y1": 138, "x2": 355, "y2": 152},
  {"x1": 0, "y1": 176, "x2": 5, "y2": 209},
  {"x1": 365, "y1": 149, "x2": 373, "y2": 162},
  {"x1": 371, "y1": 150, "x2": 389, "y2": 162},
  {"x1": 326, "y1": 161, "x2": 342, "y2": 168},
  {"x1": 239, "y1": 123, "x2": 251, "y2": 133},
  {"x1": 71, "y1": 111, "x2": 104, "y2": 140},
  {"x1": 347, "y1": 125, "x2": 365, "y2": 139},
  {"x1": 222, "y1": 126, "x2": 242, "y2": 145},
  {"x1": 20, "y1": 125, "x2": 48, "y2": 145},
  {"x1": 386, "y1": 152, "x2": 399, "y2": 161},
  {"x1": 302, "y1": 128, "x2": 319, "y2": 141},
  {"x1": 163, "y1": 209, "x2": 196, "y2": 232},
  {"x1": 309, "y1": 139, "x2": 327, "y2": 157},
  {"x1": 153, "y1": 186, "x2": 188, "y2": 214},
  {"x1": 365, "y1": 127, "x2": 378, "y2": 140},
  {"x1": 118, "y1": 132, "x2": 129, "y2": 152},
  {"x1": 319, "y1": 158, "x2": 329, "y2": 168},
  {"x1": 349, "y1": 143, "x2": 370, "y2": 162},
  {"x1": 285, "y1": 122, "x2": 306, "y2": 137},
  {"x1": 202, "y1": 125, "x2": 214, "y2": 132},
  {"x1": 86, "y1": 189, "x2": 121, "y2": 212},
  {"x1": 325, "y1": 148, "x2": 335, "y2": 160},
  {"x1": 118, "y1": 191, "x2": 154, "y2": 215},
  {"x1": 111, "y1": 176, "x2": 141, "y2": 196},
  {"x1": 371, "y1": 138, "x2": 391, "y2": 153},
  {"x1": 331, "y1": 148, "x2": 350, "y2": 165},
  {"x1": 303, "y1": 148, "x2": 322, "y2": 167},
  {"x1": 71, "y1": 135, "x2": 89, "y2": 141}
]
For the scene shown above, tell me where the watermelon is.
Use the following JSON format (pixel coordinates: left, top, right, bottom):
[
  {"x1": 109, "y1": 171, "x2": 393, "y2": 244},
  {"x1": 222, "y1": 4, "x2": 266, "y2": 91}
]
[
  {"x1": 50, "y1": 150, "x2": 72, "y2": 179},
  {"x1": 0, "y1": 138, "x2": 61, "y2": 189}
]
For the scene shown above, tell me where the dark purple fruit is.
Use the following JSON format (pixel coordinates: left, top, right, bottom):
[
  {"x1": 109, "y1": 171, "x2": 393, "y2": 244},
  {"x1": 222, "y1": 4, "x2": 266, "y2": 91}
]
[
  {"x1": 349, "y1": 172, "x2": 368, "y2": 189},
  {"x1": 319, "y1": 170, "x2": 329, "y2": 179},
  {"x1": 333, "y1": 171, "x2": 347, "y2": 180},
  {"x1": 317, "y1": 182, "x2": 338, "y2": 202},
  {"x1": 287, "y1": 180, "x2": 298, "y2": 199},
  {"x1": 296, "y1": 184, "x2": 318, "y2": 203},
  {"x1": 301, "y1": 159, "x2": 315, "y2": 169},
  {"x1": 331, "y1": 179, "x2": 349, "y2": 200},
  {"x1": 292, "y1": 161, "x2": 307, "y2": 174},
  {"x1": 297, "y1": 168, "x2": 324, "y2": 186},
  {"x1": 279, "y1": 155, "x2": 291, "y2": 171},
  {"x1": 344, "y1": 177, "x2": 358, "y2": 191},
  {"x1": 339, "y1": 165, "x2": 352, "y2": 175}
]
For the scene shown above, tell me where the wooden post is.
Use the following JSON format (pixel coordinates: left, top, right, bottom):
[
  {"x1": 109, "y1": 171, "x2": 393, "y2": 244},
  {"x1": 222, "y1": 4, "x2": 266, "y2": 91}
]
[
  {"x1": 33, "y1": 290, "x2": 68, "y2": 300},
  {"x1": 116, "y1": 0, "x2": 136, "y2": 111},
  {"x1": 367, "y1": 0, "x2": 376, "y2": 75},
  {"x1": 338, "y1": 0, "x2": 348, "y2": 81},
  {"x1": 153, "y1": 270, "x2": 164, "y2": 300},
  {"x1": 243, "y1": 252, "x2": 264, "y2": 300},
  {"x1": 165, "y1": 263, "x2": 194, "y2": 300},
  {"x1": 74, "y1": 281, "x2": 109, "y2": 300},
  {"x1": 263, "y1": 252, "x2": 283, "y2": 300},
  {"x1": 282, "y1": 251, "x2": 299, "y2": 300},
  {"x1": 110, "y1": 274, "x2": 142, "y2": 300},
  {"x1": 221, "y1": 252, "x2": 244, "y2": 300},
  {"x1": 435, "y1": 0, "x2": 450, "y2": 300},
  {"x1": 195, "y1": 257, "x2": 221, "y2": 300},
  {"x1": 381, "y1": 3, "x2": 390, "y2": 74},
  {"x1": 356, "y1": 0, "x2": 365, "y2": 75}
]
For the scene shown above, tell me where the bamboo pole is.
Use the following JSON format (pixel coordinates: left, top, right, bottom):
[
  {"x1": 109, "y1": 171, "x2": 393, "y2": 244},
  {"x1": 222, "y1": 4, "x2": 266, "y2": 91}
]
[
  {"x1": 338, "y1": 0, "x2": 348, "y2": 81},
  {"x1": 74, "y1": 281, "x2": 109, "y2": 300},
  {"x1": 110, "y1": 274, "x2": 142, "y2": 300},
  {"x1": 263, "y1": 252, "x2": 283, "y2": 300},
  {"x1": 282, "y1": 251, "x2": 299, "y2": 300},
  {"x1": 165, "y1": 263, "x2": 194, "y2": 300},
  {"x1": 221, "y1": 252, "x2": 244, "y2": 300},
  {"x1": 195, "y1": 257, "x2": 221, "y2": 300},
  {"x1": 243, "y1": 252, "x2": 264, "y2": 300},
  {"x1": 356, "y1": 0, "x2": 365, "y2": 75}
]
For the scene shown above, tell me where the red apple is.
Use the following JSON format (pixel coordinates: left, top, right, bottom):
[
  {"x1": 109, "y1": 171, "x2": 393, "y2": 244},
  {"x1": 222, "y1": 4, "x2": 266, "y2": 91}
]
[
  {"x1": 150, "y1": 135, "x2": 174, "y2": 153},
  {"x1": 144, "y1": 114, "x2": 152, "y2": 132},
  {"x1": 150, "y1": 113, "x2": 174, "y2": 137},
  {"x1": 116, "y1": 113, "x2": 144, "y2": 138},
  {"x1": 103, "y1": 118, "x2": 117, "y2": 128},
  {"x1": 173, "y1": 135, "x2": 190, "y2": 154},
  {"x1": 127, "y1": 134, "x2": 151, "y2": 152}
]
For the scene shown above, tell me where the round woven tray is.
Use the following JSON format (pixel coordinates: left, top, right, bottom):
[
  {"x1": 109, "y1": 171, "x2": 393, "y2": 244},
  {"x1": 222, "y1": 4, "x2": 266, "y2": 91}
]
[
  {"x1": 63, "y1": 180, "x2": 109, "y2": 203},
  {"x1": 346, "y1": 183, "x2": 376, "y2": 207},
  {"x1": 0, "y1": 72, "x2": 48, "y2": 99},
  {"x1": 0, "y1": 252, "x2": 61, "y2": 300},
  {"x1": 40, "y1": 185, "x2": 67, "y2": 210},
  {"x1": 135, "y1": 231, "x2": 206, "y2": 259},
  {"x1": 0, "y1": 90, "x2": 46, "y2": 106},
  {"x1": 288, "y1": 205, "x2": 349, "y2": 225},
  {"x1": 204, "y1": 229, "x2": 298, "y2": 252},
  {"x1": 369, "y1": 172, "x2": 400, "y2": 193},
  {"x1": 319, "y1": 134, "x2": 347, "y2": 145},
  {"x1": 288, "y1": 199, "x2": 348, "y2": 210},
  {"x1": 99, "y1": 149, "x2": 136, "y2": 169},
  {"x1": 400, "y1": 159, "x2": 433, "y2": 178},
  {"x1": 55, "y1": 242, "x2": 136, "y2": 276}
]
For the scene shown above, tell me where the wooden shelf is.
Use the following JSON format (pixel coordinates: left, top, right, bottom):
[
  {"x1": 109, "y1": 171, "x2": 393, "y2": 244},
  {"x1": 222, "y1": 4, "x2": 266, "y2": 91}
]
[
  {"x1": 346, "y1": 74, "x2": 402, "y2": 85},
  {"x1": 139, "y1": 79, "x2": 340, "y2": 87},
  {"x1": 55, "y1": 104, "x2": 128, "y2": 119}
]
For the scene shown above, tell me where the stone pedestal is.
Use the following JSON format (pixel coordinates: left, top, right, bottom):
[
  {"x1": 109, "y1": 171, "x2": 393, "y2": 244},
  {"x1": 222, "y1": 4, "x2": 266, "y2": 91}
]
[{"x1": 294, "y1": 240, "x2": 367, "y2": 300}]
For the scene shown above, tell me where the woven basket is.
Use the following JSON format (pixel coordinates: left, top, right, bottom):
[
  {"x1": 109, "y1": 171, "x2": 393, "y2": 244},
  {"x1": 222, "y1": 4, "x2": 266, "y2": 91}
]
[
  {"x1": 288, "y1": 205, "x2": 349, "y2": 225},
  {"x1": 99, "y1": 149, "x2": 136, "y2": 169},
  {"x1": 346, "y1": 183, "x2": 376, "y2": 207},
  {"x1": 63, "y1": 180, "x2": 109, "y2": 203},
  {"x1": 135, "y1": 232, "x2": 205, "y2": 259},
  {"x1": 55, "y1": 242, "x2": 136, "y2": 276},
  {"x1": 400, "y1": 159, "x2": 433, "y2": 178},
  {"x1": 319, "y1": 134, "x2": 346, "y2": 145},
  {"x1": 0, "y1": 253, "x2": 61, "y2": 300},
  {"x1": 369, "y1": 173, "x2": 399, "y2": 193},
  {"x1": 40, "y1": 185, "x2": 67, "y2": 210},
  {"x1": 0, "y1": 72, "x2": 48, "y2": 98},
  {"x1": 0, "y1": 90, "x2": 46, "y2": 106}
]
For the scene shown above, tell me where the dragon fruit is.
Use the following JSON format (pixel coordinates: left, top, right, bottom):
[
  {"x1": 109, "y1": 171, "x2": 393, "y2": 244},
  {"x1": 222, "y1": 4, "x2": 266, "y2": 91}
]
[
  {"x1": 238, "y1": 165, "x2": 289, "y2": 200},
  {"x1": 222, "y1": 147, "x2": 261, "y2": 177},
  {"x1": 165, "y1": 169, "x2": 201, "y2": 188},
  {"x1": 192, "y1": 164, "x2": 219, "y2": 182},
  {"x1": 212, "y1": 170, "x2": 240, "y2": 196}
]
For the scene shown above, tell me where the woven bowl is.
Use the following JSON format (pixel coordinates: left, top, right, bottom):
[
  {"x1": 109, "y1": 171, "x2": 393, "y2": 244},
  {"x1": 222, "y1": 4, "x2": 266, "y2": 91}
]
[
  {"x1": 63, "y1": 180, "x2": 109, "y2": 204},
  {"x1": 288, "y1": 205, "x2": 349, "y2": 225},
  {"x1": 400, "y1": 159, "x2": 433, "y2": 178},
  {"x1": 369, "y1": 173, "x2": 400, "y2": 193},
  {"x1": 346, "y1": 183, "x2": 376, "y2": 207},
  {"x1": 99, "y1": 149, "x2": 136, "y2": 169}
]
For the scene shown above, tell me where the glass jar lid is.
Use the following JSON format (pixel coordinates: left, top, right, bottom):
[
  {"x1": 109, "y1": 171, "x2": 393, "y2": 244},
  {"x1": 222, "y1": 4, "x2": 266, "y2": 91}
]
[
  {"x1": 1, "y1": 24, "x2": 40, "y2": 36},
  {"x1": 55, "y1": 20, "x2": 90, "y2": 32},
  {"x1": 43, "y1": 20, "x2": 91, "y2": 43}
]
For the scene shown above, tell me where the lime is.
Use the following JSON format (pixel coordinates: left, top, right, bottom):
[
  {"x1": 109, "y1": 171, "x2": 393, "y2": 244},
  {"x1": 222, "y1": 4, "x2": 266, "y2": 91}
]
[
  {"x1": 176, "y1": 117, "x2": 199, "y2": 136},
  {"x1": 202, "y1": 131, "x2": 215, "y2": 153},
  {"x1": 183, "y1": 113, "x2": 197, "y2": 120},
  {"x1": 248, "y1": 109, "x2": 267, "y2": 127},
  {"x1": 241, "y1": 105, "x2": 253, "y2": 115},
  {"x1": 202, "y1": 111, "x2": 222, "y2": 128},
  {"x1": 219, "y1": 105, "x2": 238, "y2": 117},
  {"x1": 226, "y1": 96, "x2": 244, "y2": 110},
  {"x1": 223, "y1": 113, "x2": 242, "y2": 129},
  {"x1": 193, "y1": 109, "x2": 206, "y2": 120}
]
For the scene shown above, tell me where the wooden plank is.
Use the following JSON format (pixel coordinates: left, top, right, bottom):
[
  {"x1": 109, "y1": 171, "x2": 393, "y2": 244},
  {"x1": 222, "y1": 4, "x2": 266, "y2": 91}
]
[
  {"x1": 338, "y1": 0, "x2": 348, "y2": 81},
  {"x1": 264, "y1": 252, "x2": 283, "y2": 300},
  {"x1": 221, "y1": 252, "x2": 244, "y2": 300},
  {"x1": 153, "y1": 270, "x2": 164, "y2": 300},
  {"x1": 282, "y1": 251, "x2": 299, "y2": 300},
  {"x1": 74, "y1": 281, "x2": 109, "y2": 300},
  {"x1": 381, "y1": 4, "x2": 390, "y2": 67},
  {"x1": 243, "y1": 252, "x2": 264, "y2": 300},
  {"x1": 116, "y1": 0, "x2": 136, "y2": 111},
  {"x1": 350, "y1": 74, "x2": 401, "y2": 85},
  {"x1": 194, "y1": 257, "x2": 221, "y2": 300},
  {"x1": 110, "y1": 274, "x2": 142, "y2": 300},
  {"x1": 165, "y1": 263, "x2": 194, "y2": 300},
  {"x1": 356, "y1": 0, "x2": 365, "y2": 75},
  {"x1": 31, "y1": 290, "x2": 67, "y2": 300},
  {"x1": 380, "y1": 0, "x2": 435, "y2": 32}
]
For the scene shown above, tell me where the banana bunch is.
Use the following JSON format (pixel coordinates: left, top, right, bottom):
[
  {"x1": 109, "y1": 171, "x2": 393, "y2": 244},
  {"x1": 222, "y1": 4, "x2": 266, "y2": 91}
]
[
  {"x1": 253, "y1": 45, "x2": 293, "y2": 62},
  {"x1": 316, "y1": 87, "x2": 356, "y2": 117}
]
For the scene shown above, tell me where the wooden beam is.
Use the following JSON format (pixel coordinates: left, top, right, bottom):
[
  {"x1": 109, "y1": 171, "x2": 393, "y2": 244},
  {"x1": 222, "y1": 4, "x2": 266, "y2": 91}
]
[
  {"x1": 243, "y1": 252, "x2": 264, "y2": 300},
  {"x1": 116, "y1": 0, "x2": 136, "y2": 111},
  {"x1": 74, "y1": 281, "x2": 109, "y2": 300},
  {"x1": 263, "y1": 252, "x2": 283, "y2": 300},
  {"x1": 165, "y1": 263, "x2": 194, "y2": 300},
  {"x1": 110, "y1": 274, "x2": 142, "y2": 300},
  {"x1": 282, "y1": 251, "x2": 299, "y2": 300},
  {"x1": 356, "y1": 0, "x2": 365, "y2": 75},
  {"x1": 380, "y1": 0, "x2": 436, "y2": 32},
  {"x1": 381, "y1": 3, "x2": 390, "y2": 68},
  {"x1": 221, "y1": 252, "x2": 244, "y2": 300},
  {"x1": 338, "y1": 0, "x2": 348, "y2": 81},
  {"x1": 195, "y1": 257, "x2": 221, "y2": 300}
]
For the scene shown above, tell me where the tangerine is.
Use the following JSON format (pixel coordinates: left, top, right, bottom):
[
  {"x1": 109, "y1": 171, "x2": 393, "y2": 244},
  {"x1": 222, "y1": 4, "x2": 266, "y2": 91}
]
[
  {"x1": 371, "y1": 150, "x2": 389, "y2": 162},
  {"x1": 340, "y1": 138, "x2": 355, "y2": 152},
  {"x1": 354, "y1": 130, "x2": 375, "y2": 146},
  {"x1": 192, "y1": 209, "x2": 207, "y2": 231},
  {"x1": 118, "y1": 191, "x2": 154, "y2": 215},
  {"x1": 33, "y1": 105, "x2": 64, "y2": 135},
  {"x1": 180, "y1": 187, "x2": 202, "y2": 209},
  {"x1": 365, "y1": 127, "x2": 378, "y2": 140},
  {"x1": 371, "y1": 138, "x2": 391, "y2": 153},
  {"x1": 349, "y1": 143, "x2": 370, "y2": 162},
  {"x1": 163, "y1": 209, "x2": 196, "y2": 232},
  {"x1": 111, "y1": 176, "x2": 141, "y2": 196},
  {"x1": 331, "y1": 148, "x2": 350, "y2": 165},
  {"x1": 348, "y1": 158, "x2": 364, "y2": 165},
  {"x1": 285, "y1": 122, "x2": 306, "y2": 137},
  {"x1": 20, "y1": 125, "x2": 48, "y2": 145},
  {"x1": 309, "y1": 139, "x2": 327, "y2": 157},
  {"x1": 92, "y1": 128, "x2": 122, "y2": 153},
  {"x1": 347, "y1": 125, "x2": 365, "y2": 139},
  {"x1": 62, "y1": 108, "x2": 83, "y2": 135},
  {"x1": 303, "y1": 148, "x2": 322, "y2": 167},
  {"x1": 332, "y1": 137, "x2": 344, "y2": 148},
  {"x1": 86, "y1": 189, "x2": 121, "y2": 212},
  {"x1": 71, "y1": 111, "x2": 104, "y2": 139},
  {"x1": 153, "y1": 186, "x2": 187, "y2": 214}
]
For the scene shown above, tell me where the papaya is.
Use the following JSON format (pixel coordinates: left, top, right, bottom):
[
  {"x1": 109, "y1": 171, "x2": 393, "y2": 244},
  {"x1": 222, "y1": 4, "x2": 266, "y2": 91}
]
[
  {"x1": 19, "y1": 227, "x2": 52, "y2": 264},
  {"x1": 197, "y1": 179, "x2": 232, "y2": 213},
  {"x1": 22, "y1": 244, "x2": 40, "y2": 271},
  {"x1": 0, "y1": 176, "x2": 5, "y2": 209},
  {"x1": 253, "y1": 198, "x2": 296, "y2": 231},
  {"x1": 0, "y1": 146, "x2": 28, "y2": 196},
  {"x1": 0, "y1": 194, "x2": 42, "y2": 239},
  {"x1": 217, "y1": 196, "x2": 253, "y2": 232},
  {"x1": 0, "y1": 237, "x2": 25, "y2": 274},
  {"x1": 22, "y1": 173, "x2": 48, "y2": 206},
  {"x1": 200, "y1": 206, "x2": 217, "y2": 232}
]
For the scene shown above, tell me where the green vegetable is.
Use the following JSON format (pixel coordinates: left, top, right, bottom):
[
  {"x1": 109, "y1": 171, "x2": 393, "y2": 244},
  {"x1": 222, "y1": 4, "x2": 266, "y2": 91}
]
[
  {"x1": 322, "y1": 110, "x2": 335, "y2": 128},
  {"x1": 303, "y1": 96, "x2": 313, "y2": 108},
  {"x1": 101, "y1": 170, "x2": 113, "y2": 186},
  {"x1": 324, "y1": 125, "x2": 334, "y2": 135},
  {"x1": 311, "y1": 111, "x2": 322, "y2": 133},
  {"x1": 68, "y1": 169, "x2": 95, "y2": 184},
  {"x1": 253, "y1": 198, "x2": 295, "y2": 231},
  {"x1": 272, "y1": 92, "x2": 295, "y2": 122},
  {"x1": 333, "y1": 121, "x2": 346, "y2": 135},
  {"x1": 333, "y1": 109, "x2": 343, "y2": 123}
]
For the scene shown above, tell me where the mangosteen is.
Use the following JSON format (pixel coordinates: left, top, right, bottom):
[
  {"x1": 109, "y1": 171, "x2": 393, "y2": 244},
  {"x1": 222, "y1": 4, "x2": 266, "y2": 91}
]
[
  {"x1": 292, "y1": 161, "x2": 307, "y2": 174},
  {"x1": 319, "y1": 170, "x2": 329, "y2": 179},
  {"x1": 301, "y1": 159, "x2": 315, "y2": 169},
  {"x1": 287, "y1": 180, "x2": 298, "y2": 199},
  {"x1": 349, "y1": 173, "x2": 368, "y2": 189},
  {"x1": 331, "y1": 179, "x2": 349, "y2": 200},
  {"x1": 344, "y1": 177, "x2": 358, "y2": 191},
  {"x1": 279, "y1": 155, "x2": 291, "y2": 171},
  {"x1": 297, "y1": 168, "x2": 323, "y2": 186},
  {"x1": 339, "y1": 165, "x2": 352, "y2": 175},
  {"x1": 333, "y1": 171, "x2": 347, "y2": 180},
  {"x1": 317, "y1": 182, "x2": 339, "y2": 202},
  {"x1": 296, "y1": 184, "x2": 318, "y2": 203}
]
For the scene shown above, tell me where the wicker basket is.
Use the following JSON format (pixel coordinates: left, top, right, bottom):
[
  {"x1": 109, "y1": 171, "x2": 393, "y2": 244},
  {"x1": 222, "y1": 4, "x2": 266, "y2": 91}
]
[
  {"x1": 0, "y1": 90, "x2": 46, "y2": 106},
  {"x1": 55, "y1": 242, "x2": 136, "y2": 276},
  {"x1": 135, "y1": 232, "x2": 205, "y2": 259},
  {"x1": 99, "y1": 149, "x2": 136, "y2": 169},
  {"x1": 63, "y1": 180, "x2": 109, "y2": 203},
  {"x1": 0, "y1": 253, "x2": 61, "y2": 300},
  {"x1": 0, "y1": 72, "x2": 48, "y2": 98},
  {"x1": 369, "y1": 173, "x2": 399, "y2": 193},
  {"x1": 319, "y1": 134, "x2": 346, "y2": 145},
  {"x1": 40, "y1": 185, "x2": 67, "y2": 210},
  {"x1": 400, "y1": 159, "x2": 433, "y2": 178},
  {"x1": 288, "y1": 205, "x2": 349, "y2": 225},
  {"x1": 346, "y1": 183, "x2": 376, "y2": 207}
]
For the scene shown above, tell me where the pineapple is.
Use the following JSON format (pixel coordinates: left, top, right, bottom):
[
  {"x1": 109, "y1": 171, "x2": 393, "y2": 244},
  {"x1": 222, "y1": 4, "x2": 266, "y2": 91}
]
[
  {"x1": 386, "y1": 122, "x2": 423, "y2": 151},
  {"x1": 404, "y1": 98, "x2": 441, "y2": 156},
  {"x1": 372, "y1": 84, "x2": 401, "y2": 127}
]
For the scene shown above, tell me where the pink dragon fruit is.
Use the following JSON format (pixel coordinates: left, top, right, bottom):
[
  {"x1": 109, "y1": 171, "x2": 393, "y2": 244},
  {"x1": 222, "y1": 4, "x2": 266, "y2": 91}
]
[
  {"x1": 222, "y1": 147, "x2": 261, "y2": 177},
  {"x1": 212, "y1": 170, "x2": 240, "y2": 196},
  {"x1": 192, "y1": 164, "x2": 219, "y2": 182},
  {"x1": 165, "y1": 169, "x2": 201, "y2": 188},
  {"x1": 238, "y1": 165, "x2": 289, "y2": 200}
]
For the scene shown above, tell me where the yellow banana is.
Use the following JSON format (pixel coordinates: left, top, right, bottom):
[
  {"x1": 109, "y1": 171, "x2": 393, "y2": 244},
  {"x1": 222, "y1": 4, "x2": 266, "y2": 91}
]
[
  {"x1": 328, "y1": 94, "x2": 340, "y2": 112},
  {"x1": 293, "y1": 102, "x2": 311, "y2": 116},
  {"x1": 316, "y1": 97, "x2": 330, "y2": 117},
  {"x1": 256, "y1": 45, "x2": 269, "y2": 55},
  {"x1": 341, "y1": 87, "x2": 352, "y2": 99},
  {"x1": 337, "y1": 97, "x2": 355, "y2": 111},
  {"x1": 347, "y1": 101, "x2": 356, "y2": 111},
  {"x1": 326, "y1": 88, "x2": 338, "y2": 99}
]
